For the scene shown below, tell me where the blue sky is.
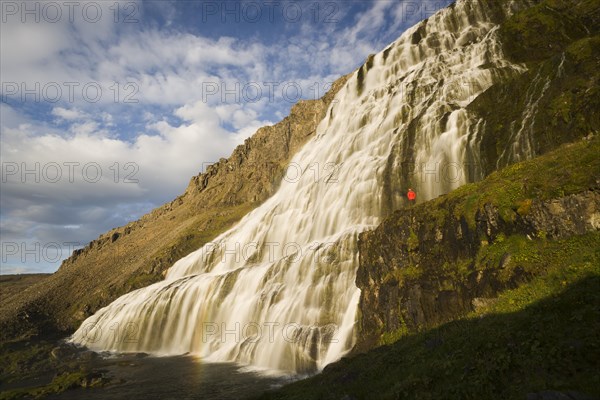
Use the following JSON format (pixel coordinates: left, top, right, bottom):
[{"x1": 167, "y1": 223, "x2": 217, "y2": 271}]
[{"x1": 0, "y1": 0, "x2": 451, "y2": 274}]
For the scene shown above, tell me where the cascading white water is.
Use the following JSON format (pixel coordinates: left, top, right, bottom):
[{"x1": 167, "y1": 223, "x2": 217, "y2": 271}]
[
  {"x1": 496, "y1": 51, "x2": 566, "y2": 167},
  {"x1": 71, "y1": 0, "x2": 528, "y2": 373}
]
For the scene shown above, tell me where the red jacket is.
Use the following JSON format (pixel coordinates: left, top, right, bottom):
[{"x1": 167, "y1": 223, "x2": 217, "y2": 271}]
[{"x1": 407, "y1": 190, "x2": 416, "y2": 201}]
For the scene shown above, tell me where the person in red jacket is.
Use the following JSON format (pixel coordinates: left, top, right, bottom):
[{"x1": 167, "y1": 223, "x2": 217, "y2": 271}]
[{"x1": 407, "y1": 188, "x2": 416, "y2": 204}]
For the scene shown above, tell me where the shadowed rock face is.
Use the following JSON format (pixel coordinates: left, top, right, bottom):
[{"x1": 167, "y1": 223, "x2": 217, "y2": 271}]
[
  {"x1": 0, "y1": 74, "x2": 350, "y2": 342},
  {"x1": 357, "y1": 190, "x2": 600, "y2": 349}
]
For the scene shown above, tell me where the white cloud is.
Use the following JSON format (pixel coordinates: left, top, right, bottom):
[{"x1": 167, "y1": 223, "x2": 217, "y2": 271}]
[
  {"x1": 0, "y1": 103, "x2": 271, "y2": 267},
  {"x1": 52, "y1": 107, "x2": 88, "y2": 120}
]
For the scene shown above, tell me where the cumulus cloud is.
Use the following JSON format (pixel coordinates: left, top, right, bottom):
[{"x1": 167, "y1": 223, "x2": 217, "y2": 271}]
[
  {"x1": 52, "y1": 107, "x2": 88, "y2": 121},
  {"x1": 1, "y1": 101, "x2": 272, "y2": 272}
]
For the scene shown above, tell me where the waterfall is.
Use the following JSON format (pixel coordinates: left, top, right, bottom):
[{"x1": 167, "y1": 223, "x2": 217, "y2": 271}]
[
  {"x1": 70, "y1": 0, "x2": 528, "y2": 373},
  {"x1": 496, "y1": 48, "x2": 568, "y2": 168}
]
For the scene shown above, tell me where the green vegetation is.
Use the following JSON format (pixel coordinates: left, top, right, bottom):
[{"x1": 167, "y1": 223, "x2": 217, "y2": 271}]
[
  {"x1": 444, "y1": 137, "x2": 599, "y2": 230},
  {"x1": 499, "y1": 0, "x2": 594, "y2": 62},
  {"x1": 475, "y1": 235, "x2": 599, "y2": 317},
  {"x1": 0, "y1": 371, "x2": 96, "y2": 400},
  {"x1": 0, "y1": 340, "x2": 56, "y2": 384},
  {"x1": 379, "y1": 320, "x2": 409, "y2": 346},
  {"x1": 258, "y1": 241, "x2": 600, "y2": 399},
  {"x1": 0, "y1": 337, "x2": 108, "y2": 400}
]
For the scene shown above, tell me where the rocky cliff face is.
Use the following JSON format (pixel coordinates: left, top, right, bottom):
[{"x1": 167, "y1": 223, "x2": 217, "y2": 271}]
[
  {"x1": 356, "y1": 138, "x2": 600, "y2": 350},
  {"x1": 0, "y1": 75, "x2": 350, "y2": 341}
]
